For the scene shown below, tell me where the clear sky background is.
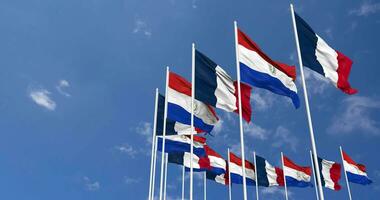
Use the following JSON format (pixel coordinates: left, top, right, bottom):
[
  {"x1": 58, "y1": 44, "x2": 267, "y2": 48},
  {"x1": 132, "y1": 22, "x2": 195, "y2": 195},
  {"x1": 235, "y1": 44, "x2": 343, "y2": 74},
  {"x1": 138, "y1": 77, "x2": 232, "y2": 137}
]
[{"x1": 0, "y1": 0, "x2": 379, "y2": 199}]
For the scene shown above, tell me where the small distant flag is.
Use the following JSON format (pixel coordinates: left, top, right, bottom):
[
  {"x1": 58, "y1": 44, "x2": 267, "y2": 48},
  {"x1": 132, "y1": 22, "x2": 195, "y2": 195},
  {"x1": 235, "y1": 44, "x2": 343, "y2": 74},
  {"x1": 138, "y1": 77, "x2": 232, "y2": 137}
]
[
  {"x1": 255, "y1": 155, "x2": 284, "y2": 187},
  {"x1": 229, "y1": 152, "x2": 256, "y2": 185},
  {"x1": 204, "y1": 145, "x2": 227, "y2": 175},
  {"x1": 168, "y1": 152, "x2": 211, "y2": 172},
  {"x1": 294, "y1": 12, "x2": 357, "y2": 94},
  {"x1": 237, "y1": 28, "x2": 300, "y2": 108},
  {"x1": 317, "y1": 157, "x2": 342, "y2": 191},
  {"x1": 342, "y1": 150, "x2": 372, "y2": 185},
  {"x1": 157, "y1": 135, "x2": 206, "y2": 157},
  {"x1": 167, "y1": 72, "x2": 219, "y2": 133},
  {"x1": 195, "y1": 50, "x2": 252, "y2": 122},
  {"x1": 283, "y1": 155, "x2": 313, "y2": 187}
]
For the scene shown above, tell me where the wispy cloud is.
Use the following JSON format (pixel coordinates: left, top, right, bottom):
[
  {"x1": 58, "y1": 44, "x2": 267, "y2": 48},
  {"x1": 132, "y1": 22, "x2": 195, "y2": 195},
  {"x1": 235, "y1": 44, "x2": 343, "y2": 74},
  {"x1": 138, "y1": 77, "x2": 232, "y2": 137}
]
[
  {"x1": 251, "y1": 90, "x2": 275, "y2": 111},
  {"x1": 56, "y1": 79, "x2": 71, "y2": 97},
  {"x1": 133, "y1": 19, "x2": 152, "y2": 37},
  {"x1": 191, "y1": 0, "x2": 198, "y2": 9},
  {"x1": 29, "y1": 88, "x2": 56, "y2": 111},
  {"x1": 124, "y1": 176, "x2": 141, "y2": 184},
  {"x1": 349, "y1": 1, "x2": 380, "y2": 16},
  {"x1": 272, "y1": 126, "x2": 299, "y2": 152},
  {"x1": 136, "y1": 122, "x2": 153, "y2": 143},
  {"x1": 83, "y1": 176, "x2": 100, "y2": 191},
  {"x1": 114, "y1": 143, "x2": 138, "y2": 158},
  {"x1": 212, "y1": 119, "x2": 224, "y2": 135},
  {"x1": 261, "y1": 187, "x2": 292, "y2": 197},
  {"x1": 244, "y1": 123, "x2": 269, "y2": 140},
  {"x1": 301, "y1": 67, "x2": 330, "y2": 95},
  {"x1": 328, "y1": 96, "x2": 380, "y2": 135}
]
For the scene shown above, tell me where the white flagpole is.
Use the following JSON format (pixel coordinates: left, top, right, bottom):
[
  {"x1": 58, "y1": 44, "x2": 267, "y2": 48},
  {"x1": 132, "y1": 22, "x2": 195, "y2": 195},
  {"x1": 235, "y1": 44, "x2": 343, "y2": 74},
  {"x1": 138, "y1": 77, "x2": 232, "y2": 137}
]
[
  {"x1": 340, "y1": 146, "x2": 353, "y2": 200},
  {"x1": 164, "y1": 153, "x2": 168, "y2": 200},
  {"x1": 152, "y1": 134, "x2": 159, "y2": 200},
  {"x1": 253, "y1": 151, "x2": 259, "y2": 200},
  {"x1": 204, "y1": 172, "x2": 207, "y2": 200},
  {"x1": 281, "y1": 152, "x2": 289, "y2": 200},
  {"x1": 148, "y1": 88, "x2": 159, "y2": 200},
  {"x1": 310, "y1": 150, "x2": 320, "y2": 200},
  {"x1": 228, "y1": 148, "x2": 232, "y2": 200},
  {"x1": 182, "y1": 165, "x2": 185, "y2": 200},
  {"x1": 159, "y1": 67, "x2": 170, "y2": 200},
  {"x1": 190, "y1": 42, "x2": 195, "y2": 200},
  {"x1": 234, "y1": 20, "x2": 248, "y2": 200},
  {"x1": 289, "y1": 4, "x2": 325, "y2": 200}
]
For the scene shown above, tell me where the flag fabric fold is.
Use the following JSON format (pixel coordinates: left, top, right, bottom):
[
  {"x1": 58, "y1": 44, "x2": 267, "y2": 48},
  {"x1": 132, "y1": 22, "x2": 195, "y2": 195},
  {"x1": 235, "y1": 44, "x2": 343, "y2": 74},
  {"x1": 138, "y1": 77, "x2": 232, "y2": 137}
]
[
  {"x1": 294, "y1": 12, "x2": 357, "y2": 95},
  {"x1": 204, "y1": 145, "x2": 227, "y2": 175},
  {"x1": 168, "y1": 152, "x2": 211, "y2": 172},
  {"x1": 283, "y1": 155, "x2": 313, "y2": 187},
  {"x1": 229, "y1": 152, "x2": 256, "y2": 185},
  {"x1": 317, "y1": 157, "x2": 342, "y2": 191},
  {"x1": 237, "y1": 28, "x2": 300, "y2": 108},
  {"x1": 157, "y1": 135, "x2": 206, "y2": 157},
  {"x1": 342, "y1": 150, "x2": 372, "y2": 185},
  {"x1": 255, "y1": 155, "x2": 284, "y2": 187},
  {"x1": 206, "y1": 171, "x2": 229, "y2": 185}
]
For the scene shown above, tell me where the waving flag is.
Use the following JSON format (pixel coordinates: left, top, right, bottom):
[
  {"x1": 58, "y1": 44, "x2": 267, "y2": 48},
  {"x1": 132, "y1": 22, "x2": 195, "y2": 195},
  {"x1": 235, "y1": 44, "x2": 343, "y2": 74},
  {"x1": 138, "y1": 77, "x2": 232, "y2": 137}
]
[
  {"x1": 168, "y1": 152, "x2": 211, "y2": 172},
  {"x1": 342, "y1": 150, "x2": 372, "y2": 185},
  {"x1": 229, "y1": 152, "x2": 256, "y2": 185},
  {"x1": 237, "y1": 28, "x2": 300, "y2": 108},
  {"x1": 168, "y1": 72, "x2": 219, "y2": 133},
  {"x1": 157, "y1": 94, "x2": 204, "y2": 135},
  {"x1": 157, "y1": 135, "x2": 206, "y2": 157},
  {"x1": 255, "y1": 155, "x2": 284, "y2": 187},
  {"x1": 195, "y1": 50, "x2": 252, "y2": 122},
  {"x1": 294, "y1": 13, "x2": 357, "y2": 94},
  {"x1": 204, "y1": 146, "x2": 227, "y2": 175},
  {"x1": 317, "y1": 157, "x2": 342, "y2": 191},
  {"x1": 283, "y1": 155, "x2": 312, "y2": 187},
  {"x1": 206, "y1": 171, "x2": 229, "y2": 186}
]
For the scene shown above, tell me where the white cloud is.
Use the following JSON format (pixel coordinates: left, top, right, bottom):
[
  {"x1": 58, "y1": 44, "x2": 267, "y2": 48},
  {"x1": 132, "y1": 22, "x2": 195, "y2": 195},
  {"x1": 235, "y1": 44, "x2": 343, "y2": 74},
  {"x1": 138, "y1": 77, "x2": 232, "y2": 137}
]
[
  {"x1": 272, "y1": 126, "x2": 299, "y2": 152},
  {"x1": 136, "y1": 122, "x2": 153, "y2": 143},
  {"x1": 212, "y1": 119, "x2": 223, "y2": 135},
  {"x1": 56, "y1": 79, "x2": 71, "y2": 97},
  {"x1": 244, "y1": 123, "x2": 269, "y2": 140},
  {"x1": 324, "y1": 28, "x2": 333, "y2": 39},
  {"x1": 350, "y1": 1, "x2": 380, "y2": 16},
  {"x1": 301, "y1": 67, "x2": 330, "y2": 95},
  {"x1": 328, "y1": 96, "x2": 380, "y2": 135},
  {"x1": 124, "y1": 177, "x2": 141, "y2": 184},
  {"x1": 114, "y1": 143, "x2": 138, "y2": 158},
  {"x1": 251, "y1": 90, "x2": 275, "y2": 111},
  {"x1": 29, "y1": 88, "x2": 56, "y2": 111},
  {"x1": 133, "y1": 19, "x2": 152, "y2": 37},
  {"x1": 83, "y1": 176, "x2": 100, "y2": 191},
  {"x1": 261, "y1": 187, "x2": 292, "y2": 197},
  {"x1": 191, "y1": 0, "x2": 197, "y2": 9}
]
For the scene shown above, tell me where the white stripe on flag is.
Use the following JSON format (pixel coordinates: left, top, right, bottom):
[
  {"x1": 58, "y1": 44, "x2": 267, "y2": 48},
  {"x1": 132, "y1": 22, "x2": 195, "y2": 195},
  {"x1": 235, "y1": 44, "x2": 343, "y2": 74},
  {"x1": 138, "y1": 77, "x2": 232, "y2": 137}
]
[
  {"x1": 284, "y1": 166, "x2": 311, "y2": 182},
  {"x1": 315, "y1": 34, "x2": 339, "y2": 86},
  {"x1": 343, "y1": 160, "x2": 367, "y2": 176},
  {"x1": 215, "y1": 65, "x2": 237, "y2": 112},
  {"x1": 321, "y1": 159, "x2": 336, "y2": 190},
  {"x1": 265, "y1": 160, "x2": 279, "y2": 186}
]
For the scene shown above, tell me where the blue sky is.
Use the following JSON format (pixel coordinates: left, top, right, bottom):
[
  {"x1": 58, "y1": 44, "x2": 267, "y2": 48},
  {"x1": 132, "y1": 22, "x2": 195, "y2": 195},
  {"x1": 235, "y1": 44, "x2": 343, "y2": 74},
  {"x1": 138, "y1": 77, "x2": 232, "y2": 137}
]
[{"x1": 0, "y1": 0, "x2": 379, "y2": 199}]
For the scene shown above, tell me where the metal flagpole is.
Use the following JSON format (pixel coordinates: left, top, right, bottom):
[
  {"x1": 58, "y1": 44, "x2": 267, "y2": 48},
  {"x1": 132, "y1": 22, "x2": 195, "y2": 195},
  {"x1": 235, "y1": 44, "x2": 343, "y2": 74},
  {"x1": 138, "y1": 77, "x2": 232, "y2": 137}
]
[
  {"x1": 228, "y1": 148, "x2": 232, "y2": 200},
  {"x1": 190, "y1": 43, "x2": 195, "y2": 200},
  {"x1": 204, "y1": 172, "x2": 207, "y2": 200},
  {"x1": 310, "y1": 150, "x2": 320, "y2": 200},
  {"x1": 340, "y1": 146, "x2": 353, "y2": 200},
  {"x1": 281, "y1": 152, "x2": 289, "y2": 200},
  {"x1": 159, "y1": 67, "x2": 170, "y2": 200},
  {"x1": 234, "y1": 20, "x2": 248, "y2": 200},
  {"x1": 289, "y1": 4, "x2": 325, "y2": 200},
  {"x1": 164, "y1": 153, "x2": 168, "y2": 200},
  {"x1": 148, "y1": 88, "x2": 159, "y2": 200},
  {"x1": 152, "y1": 134, "x2": 159, "y2": 200},
  {"x1": 253, "y1": 151, "x2": 259, "y2": 200},
  {"x1": 182, "y1": 165, "x2": 185, "y2": 200}
]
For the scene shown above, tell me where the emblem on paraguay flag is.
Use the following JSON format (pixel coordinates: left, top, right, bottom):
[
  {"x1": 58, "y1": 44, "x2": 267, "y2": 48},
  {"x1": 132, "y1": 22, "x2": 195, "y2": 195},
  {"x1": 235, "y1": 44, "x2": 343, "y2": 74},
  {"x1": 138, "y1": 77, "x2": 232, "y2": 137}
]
[
  {"x1": 283, "y1": 155, "x2": 312, "y2": 187},
  {"x1": 229, "y1": 152, "x2": 256, "y2": 185},
  {"x1": 342, "y1": 150, "x2": 372, "y2": 185}
]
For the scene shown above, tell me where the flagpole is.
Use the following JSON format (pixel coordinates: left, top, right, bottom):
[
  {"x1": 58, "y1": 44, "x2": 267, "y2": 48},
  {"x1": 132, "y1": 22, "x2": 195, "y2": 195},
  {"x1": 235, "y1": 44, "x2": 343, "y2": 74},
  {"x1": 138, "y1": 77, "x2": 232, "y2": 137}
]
[
  {"x1": 253, "y1": 151, "x2": 259, "y2": 200},
  {"x1": 190, "y1": 42, "x2": 195, "y2": 200},
  {"x1": 281, "y1": 152, "x2": 289, "y2": 200},
  {"x1": 234, "y1": 20, "x2": 248, "y2": 200},
  {"x1": 310, "y1": 150, "x2": 320, "y2": 200},
  {"x1": 148, "y1": 88, "x2": 159, "y2": 200},
  {"x1": 228, "y1": 148, "x2": 232, "y2": 200},
  {"x1": 182, "y1": 165, "x2": 185, "y2": 200},
  {"x1": 163, "y1": 153, "x2": 168, "y2": 200},
  {"x1": 159, "y1": 67, "x2": 170, "y2": 200},
  {"x1": 152, "y1": 134, "x2": 159, "y2": 200},
  {"x1": 290, "y1": 4, "x2": 325, "y2": 200},
  {"x1": 340, "y1": 146, "x2": 353, "y2": 200},
  {"x1": 204, "y1": 172, "x2": 207, "y2": 200}
]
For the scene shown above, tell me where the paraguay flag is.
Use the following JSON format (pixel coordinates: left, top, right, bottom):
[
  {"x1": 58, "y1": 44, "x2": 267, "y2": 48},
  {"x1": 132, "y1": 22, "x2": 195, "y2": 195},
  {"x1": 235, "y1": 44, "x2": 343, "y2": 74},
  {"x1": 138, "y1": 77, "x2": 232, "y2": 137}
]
[
  {"x1": 195, "y1": 50, "x2": 252, "y2": 122},
  {"x1": 156, "y1": 94, "x2": 203, "y2": 135},
  {"x1": 237, "y1": 28, "x2": 300, "y2": 108},
  {"x1": 283, "y1": 155, "x2": 312, "y2": 187},
  {"x1": 206, "y1": 171, "x2": 229, "y2": 186},
  {"x1": 342, "y1": 150, "x2": 372, "y2": 185},
  {"x1": 255, "y1": 155, "x2": 284, "y2": 187},
  {"x1": 157, "y1": 135, "x2": 206, "y2": 157},
  {"x1": 168, "y1": 152, "x2": 211, "y2": 172},
  {"x1": 168, "y1": 72, "x2": 219, "y2": 133},
  {"x1": 204, "y1": 145, "x2": 227, "y2": 175},
  {"x1": 294, "y1": 12, "x2": 357, "y2": 94},
  {"x1": 229, "y1": 152, "x2": 256, "y2": 185},
  {"x1": 317, "y1": 157, "x2": 342, "y2": 191}
]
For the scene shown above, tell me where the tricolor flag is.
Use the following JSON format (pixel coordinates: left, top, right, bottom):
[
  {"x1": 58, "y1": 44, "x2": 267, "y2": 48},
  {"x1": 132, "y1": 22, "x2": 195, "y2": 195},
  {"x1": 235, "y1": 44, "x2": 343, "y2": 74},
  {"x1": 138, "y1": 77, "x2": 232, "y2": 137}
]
[
  {"x1": 206, "y1": 171, "x2": 229, "y2": 186},
  {"x1": 195, "y1": 50, "x2": 252, "y2": 122},
  {"x1": 317, "y1": 157, "x2": 342, "y2": 191},
  {"x1": 157, "y1": 94, "x2": 203, "y2": 135},
  {"x1": 204, "y1": 145, "x2": 227, "y2": 175},
  {"x1": 168, "y1": 72, "x2": 219, "y2": 133},
  {"x1": 342, "y1": 150, "x2": 372, "y2": 185},
  {"x1": 168, "y1": 152, "x2": 211, "y2": 172},
  {"x1": 294, "y1": 12, "x2": 357, "y2": 95},
  {"x1": 229, "y1": 152, "x2": 256, "y2": 185},
  {"x1": 255, "y1": 155, "x2": 284, "y2": 187},
  {"x1": 237, "y1": 28, "x2": 300, "y2": 108},
  {"x1": 157, "y1": 135, "x2": 206, "y2": 157},
  {"x1": 283, "y1": 155, "x2": 312, "y2": 187}
]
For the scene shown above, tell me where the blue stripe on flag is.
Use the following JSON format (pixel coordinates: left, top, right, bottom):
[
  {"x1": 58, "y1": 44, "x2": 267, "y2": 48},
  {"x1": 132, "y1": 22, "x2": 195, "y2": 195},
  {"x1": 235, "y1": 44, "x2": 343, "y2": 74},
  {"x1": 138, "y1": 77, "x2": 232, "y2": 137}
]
[
  {"x1": 255, "y1": 155, "x2": 270, "y2": 187},
  {"x1": 230, "y1": 173, "x2": 255, "y2": 185},
  {"x1": 347, "y1": 172, "x2": 372, "y2": 185},
  {"x1": 156, "y1": 94, "x2": 177, "y2": 136},
  {"x1": 285, "y1": 176, "x2": 313, "y2": 187},
  {"x1": 195, "y1": 50, "x2": 218, "y2": 107},
  {"x1": 157, "y1": 137, "x2": 206, "y2": 157}
]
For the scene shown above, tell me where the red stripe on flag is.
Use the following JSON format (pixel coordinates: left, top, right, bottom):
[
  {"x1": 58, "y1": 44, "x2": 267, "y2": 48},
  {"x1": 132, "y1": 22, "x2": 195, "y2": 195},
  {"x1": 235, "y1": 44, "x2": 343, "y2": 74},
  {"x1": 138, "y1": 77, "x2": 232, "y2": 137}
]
[
  {"x1": 336, "y1": 51, "x2": 358, "y2": 95},
  {"x1": 233, "y1": 81, "x2": 252, "y2": 123},
  {"x1": 204, "y1": 145, "x2": 222, "y2": 158},
  {"x1": 283, "y1": 156, "x2": 311, "y2": 176},
  {"x1": 275, "y1": 167, "x2": 285, "y2": 186},
  {"x1": 229, "y1": 152, "x2": 255, "y2": 170},
  {"x1": 330, "y1": 162, "x2": 342, "y2": 191},
  {"x1": 343, "y1": 150, "x2": 367, "y2": 172}
]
